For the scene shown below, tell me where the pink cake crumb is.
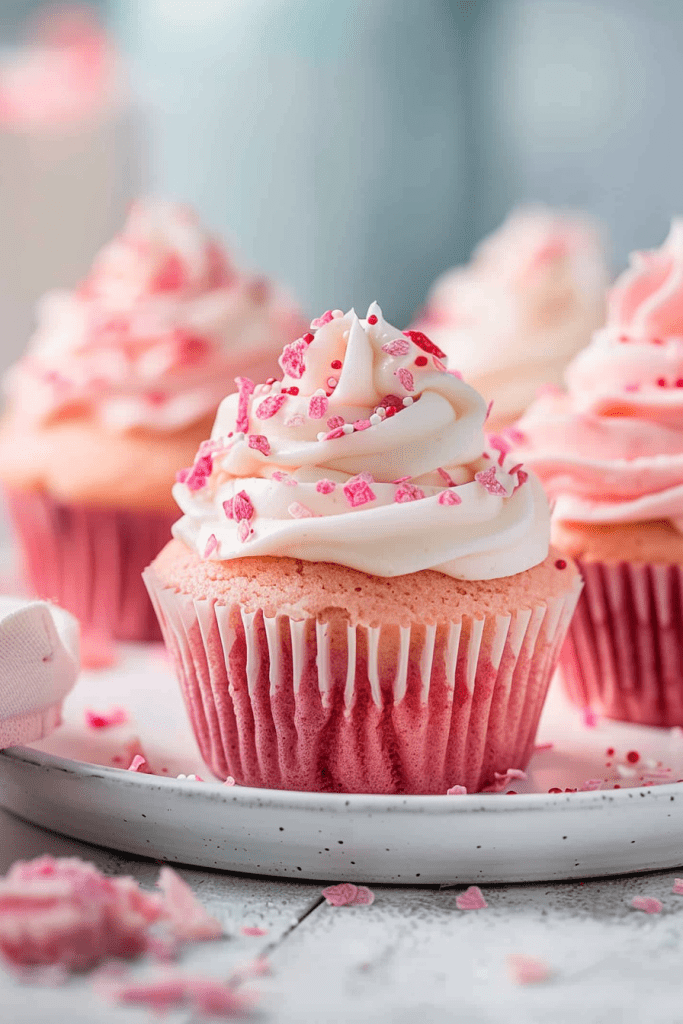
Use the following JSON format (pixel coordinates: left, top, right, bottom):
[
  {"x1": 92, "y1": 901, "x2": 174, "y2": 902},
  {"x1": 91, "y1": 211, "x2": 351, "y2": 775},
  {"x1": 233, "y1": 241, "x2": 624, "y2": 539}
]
[
  {"x1": 447, "y1": 785, "x2": 467, "y2": 795},
  {"x1": 321, "y1": 883, "x2": 375, "y2": 907},
  {"x1": 580, "y1": 707, "x2": 599, "y2": 728},
  {"x1": 672, "y1": 879, "x2": 683, "y2": 895},
  {"x1": 631, "y1": 896, "x2": 662, "y2": 914},
  {"x1": 84, "y1": 706, "x2": 128, "y2": 730},
  {"x1": 506, "y1": 954, "x2": 552, "y2": 985},
  {"x1": 0, "y1": 857, "x2": 163, "y2": 971},
  {"x1": 127, "y1": 754, "x2": 148, "y2": 773},
  {"x1": 107, "y1": 971, "x2": 255, "y2": 1018},
  {"x1": 157, "y1": 868, "x2": 222, "y2": 941},
  {"x1": 455, "y1": 886, "x2": 488, "y2": 910},
  {"x1": 482, "y1": 769, "x2": 527, "y2": 793},
  {"x1": 240, "y1": 926, "x2": 268, "y2": 937}
]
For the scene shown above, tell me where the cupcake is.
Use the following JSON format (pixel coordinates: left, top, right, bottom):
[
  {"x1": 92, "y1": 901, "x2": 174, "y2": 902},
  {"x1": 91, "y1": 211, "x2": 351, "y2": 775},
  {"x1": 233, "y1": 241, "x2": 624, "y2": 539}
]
[
  {"x1": 412, "y1": 207, "x2": 607, "y2": 432},
  {"x1": 0, "y1": 200, "x2": 305, "y2": 642},
  {"x1": 144, "y1": 303, "x2": 581, "y2": 794},
  {"x1": 515, "y1": 219, "x2": 683, "y2": 726}
]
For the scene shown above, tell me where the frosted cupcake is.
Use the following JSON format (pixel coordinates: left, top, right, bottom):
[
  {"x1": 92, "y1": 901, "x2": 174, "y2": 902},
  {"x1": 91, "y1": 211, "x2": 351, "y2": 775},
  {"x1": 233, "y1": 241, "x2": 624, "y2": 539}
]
[
  {"x1": 515, "y1": 219, "x2": 683, "y2": 726},
  {"x1": 413, "y1": 207, "x2": 607, "y2": 431},
  {"x1": 0, "y1": 200, "x2": 305, "y2": 641},
  {"x1": 144, "y1": 303, "x2": 581, "y2": 794}
]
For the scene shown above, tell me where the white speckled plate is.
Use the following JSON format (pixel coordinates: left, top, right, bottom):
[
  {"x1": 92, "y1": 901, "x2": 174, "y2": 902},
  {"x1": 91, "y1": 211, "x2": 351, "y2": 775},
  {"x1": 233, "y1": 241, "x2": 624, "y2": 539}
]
[{"x1": 1, "y1": 643, "x2": 683, "y2": 884}]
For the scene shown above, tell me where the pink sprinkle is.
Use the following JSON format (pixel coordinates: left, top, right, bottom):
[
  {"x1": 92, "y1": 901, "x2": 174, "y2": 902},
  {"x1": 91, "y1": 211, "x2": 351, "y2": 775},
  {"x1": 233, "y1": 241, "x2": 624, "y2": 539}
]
[
  {"x1": 580, "y1": 779, "x2": 603, "y2": 791},
  {"x1": 379, "y1": 394, "x2": 403, "y2": 409},
  {"x1": 308, "y1": 394, "x2": 329, "y2": 419},
  {"x1": 343, "y1": 475, "x2": 377, "y2": 507},
  {"x1": 504, "y1": 427, "x2": 527, "y2": 445},
  {"x1": 322, "y1": 883, "x2": 375, "y2": 907},
  {"x1": 288, "y1": 501, "x2": 315, "y2": 519},
  {"x1": 402, "y1": 329, "x2": 447, "y2": 360},
  {"x1": 581, "y1": 707, "x2": 598, "y2": 728},
  {"x1": 447, "y1": 785, "x2": 467, "y2": 795},
  {"x1": 631, "y1": 896, "x2": 662, "y2": 914},
  {"x1": 394, "y1": 482, "x2": 426, "y2": 502},
  {"x1": 326, "y1": 416, "x2": 345, "y2": 430},
  {"x1": 311, "y1": 309, "x2": 334, "y2": 328},
  {"x1": 181, "y1": 453, "x2": 213, "y2": 492},
  {"x1": 437, "y1": 467, "x2": 456, "y2": 486},
  {"x1": 327, "y1": 377, "x2": 338, "y2": 389},
  {"x1": 247, "y1": 434, "x2": 271, "y2": 457},
  {"x1": 224, "y1": 776, "x2": 236, "y2": 786},
  {"x1": 475, "y1": 466, "x2": 508, "y2": 497},
  {"x1": 382, "y1": 338, "x2": 411, "y2": 356},
  {"x1": 241, "y1": 926, "x2": 268, "y2": 937},
  {"x1": 456, "y1": 886, "x2": 488, "y2": 910},
  {"x1": 624, "y1": 383, "x2": 640, "y2": 392},
  {"x1": 482, "y1": 769, "x2": 527, "y2": 793},
  {"x1": 438, "y1": 489, "x2": 462, "y2": 506},
  {"x1": 271, "y1": 470, "x2": 297, "y2": 485},
  {"x1": 486, "y1": 400, "x2": 494, "y2": 421},
  {"x1": 354, "y1": 419, "x2": 372, "y2": 431},
  {"x1": 514, "y1": 469, "x2": 529, "y2": 490},
  {"x1": 234, "y1": 376, "x2": 255, "y2": 434},
  {"x1": 222, "y1": 499, "x2": 234, "y2": 519},
  {"x1": 255, "y1": 393, "x2": 287, "y2": 420},
  {"x1": 233, "y1": 491, "x2": 254, "y2": 522},
  {"x1": 85, "y1": 707, "x2": 128, "y2": 730},
  {"x1": 433, "y1": 357, "x2": 447, "y2": 372},
  {"x1": 672, "y1": 879, "x2": 683, "y2": 895},
  {"x1": 393, "y1": 475, "x2": 412, "y2": 484},
  {"x1": 285, "y1": 414, "x2": 306, "y2": 427},
  {"x1": 237, "y1": 520, "x2": 250, "y2": 543},
  {"x1": 448, "y1": 369, "x2": 463, "y2": 379},
  {"x1": 488, "y1": 434, "x2": 511, "y2": 465},
  {"x1": 279, "y1": 338, "x2": 307, "y2": 379},
  {"x1": 534, "y1": 742, "x2": 554, "y2": 752},
  {"x1": 395, "y1": 367, "x2": 415, "y2": 392},
  {"x1": 507, "y1": 954, "x2": 552, "y2": 985},
  {"x1": 316, "y1": 479, "x2": 336, "y2": 494},
  {"x1": 325, "y1": 427, "x2": 346, "y2": 440},
  {"x1": 108, "y1": 972, "x2": 253, "y2": 1018},
  {"x1": 127, "y1": 755, "x2": 147, "y2": 773},
  {"x1": 204, "y1": 534, "x2": 218, "y2": 558}
]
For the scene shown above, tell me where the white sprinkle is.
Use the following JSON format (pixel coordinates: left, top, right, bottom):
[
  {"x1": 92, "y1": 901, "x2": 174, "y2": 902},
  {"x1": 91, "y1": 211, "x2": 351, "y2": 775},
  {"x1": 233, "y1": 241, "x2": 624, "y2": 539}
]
[
  {"x1": 271, "y1": 381, "x2": 283, "y2": 393},
  {"x1": 332, "y1": 309, "x2": 344, "y2": 318},
  {"x1": 403, "y1": 397, "x2": 414, "y2": 407},
  {"x1": 617, "y1": 764, "x2": 637, "y2": 778},
  {"x1": 377, "y1": 407, "x2": 387, "y2": 418},
  {"x1": 176, "y1": 774, "x2": 200, "y2": 781},
  {"x1": 317, "y1": 431, "x2": 327, "y2": 441},
  {"x1": 234, "y1": 432, "x2": 245, "y2": 442},
  {"x1": 259, "y1": 384, "x2": 271, "y2": 394},
  {"x1": 342, "y1": 423, "x2": 354, "y2": 434},
  {"x1": 314, "y1": 387, "x2": 327, "y2": 396},
  {"x1": 369, "y1": 413, "x2": 381, "y2": 425}
]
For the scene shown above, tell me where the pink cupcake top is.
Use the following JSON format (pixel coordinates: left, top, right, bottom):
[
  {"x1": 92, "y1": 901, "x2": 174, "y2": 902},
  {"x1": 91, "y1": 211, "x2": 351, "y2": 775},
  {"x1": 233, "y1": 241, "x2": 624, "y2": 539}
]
[
  {"x1": 514, "y1": 220, "x2": 683, "y2": 529},
  {"x1": 413, "y1": 207, "x2": 607, "y2": 427},
  {"x1": 172, "y1": 303, "x2": 550, "y2": 580},
  {"x1": 3, "y1": 200, "x2": 305, "y2": 433}
]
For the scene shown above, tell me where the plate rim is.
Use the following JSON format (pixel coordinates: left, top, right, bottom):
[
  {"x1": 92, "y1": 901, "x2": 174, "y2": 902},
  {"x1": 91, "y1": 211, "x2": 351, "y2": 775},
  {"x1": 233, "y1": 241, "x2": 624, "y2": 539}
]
[{"x1": 3, "y1": 745, "x2": 681, "y2": 815}]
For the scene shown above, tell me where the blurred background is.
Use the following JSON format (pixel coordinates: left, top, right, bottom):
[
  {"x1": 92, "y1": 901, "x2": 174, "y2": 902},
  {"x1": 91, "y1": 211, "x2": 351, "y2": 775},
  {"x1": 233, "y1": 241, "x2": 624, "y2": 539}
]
[{"x1": 1, "y1": 0, "x2": 682, "y2": 376}]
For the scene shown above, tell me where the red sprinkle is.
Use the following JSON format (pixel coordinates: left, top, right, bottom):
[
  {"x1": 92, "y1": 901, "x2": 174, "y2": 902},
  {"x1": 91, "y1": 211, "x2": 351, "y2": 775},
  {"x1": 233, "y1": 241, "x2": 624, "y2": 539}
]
[
  {"x1": 330, "y1": 359, "x2": 342, "y2": 369},
  {"x1": 85, "y1": 707, "x2": 128, "y2": 730},
  {"x1": 402, "y1": 329, "x2": 446, "y2": 360},
  {"x1": 303, "y1": 332, "x2": 315, "y2": 343},
  {"x1": 657, "y1": 378, "x2": 667, "y2": 387},
  {"x1": 548, "y1": 788, "x2": 563, "y2": 794},
  {"x1": 248, "y1": 434, "x2": 271, "y2": 456},
  {"x1": 626, "y1": 750, "x2": 640, "y2": 764},
  {"x1": 367, "y1": 314, "x2": 378, "y2": 325},
  {"x1": 555, "y1": 559, "x2": 567, "y2": 570},
  {"x1": 606, "y1": 747, "x2": 615, "y2": 757},
  {"x1": 255, "y1": 393, "x2": 287, "y2": 420},
  {"x1": 415, "y1": 356, "x2": 428, "y2": 367},
  {"x1": 677, "y1": 380, "x2": 683, "y2": 388}
]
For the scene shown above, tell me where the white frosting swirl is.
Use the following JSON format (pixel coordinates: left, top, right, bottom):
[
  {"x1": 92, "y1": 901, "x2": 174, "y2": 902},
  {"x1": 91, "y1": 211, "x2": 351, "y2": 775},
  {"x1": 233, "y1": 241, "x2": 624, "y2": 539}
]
[
  {"x1": 4, "y1": 201, "x2": 304, "y2": 433},
  {"x1": 172, "y1": 304, "x2": 550, "y2": 580}
]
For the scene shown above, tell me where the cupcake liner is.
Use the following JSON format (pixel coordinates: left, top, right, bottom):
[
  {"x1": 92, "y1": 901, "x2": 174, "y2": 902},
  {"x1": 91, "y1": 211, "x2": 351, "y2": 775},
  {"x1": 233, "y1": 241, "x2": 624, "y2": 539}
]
[
  {"x1": 560, "y1": 559, "x2": 683, "y2": 727},
  {"x1": 5, "y1": 489, "x2": 176, "y2": 642},
  {"x1": 144, "y1": 565, "x2": 582, "y2": 794},
  {"x1": 0, "y1": 704, "x2": 63, "y2": 749}
]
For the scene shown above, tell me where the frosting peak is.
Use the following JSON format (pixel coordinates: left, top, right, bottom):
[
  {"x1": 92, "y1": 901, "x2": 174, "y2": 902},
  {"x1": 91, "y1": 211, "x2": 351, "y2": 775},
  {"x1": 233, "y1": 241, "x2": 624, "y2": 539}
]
[
  {"x1": 172, "y1": 304, "x2": 550, "y2": 580},
  {"x1": 516, "y1": 219, "x2": 683, "y2": 531},
  {"x1": 413, "y1": 207, "x2": 607, "y2": 428},
  {"x1": 4, "y1": 200, "x2": 305, "y2": 432}
]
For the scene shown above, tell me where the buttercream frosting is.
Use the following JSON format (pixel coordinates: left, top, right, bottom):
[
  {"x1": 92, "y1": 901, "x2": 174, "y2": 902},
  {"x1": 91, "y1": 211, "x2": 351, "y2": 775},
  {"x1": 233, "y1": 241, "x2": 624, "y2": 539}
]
[
  {"x1": 3, "y1": 200, "x2": 304, "y2": 433},
  {"x1": 515, "y1": 219, "x2": 683, "y2": 531},
  {"x1": 413, "y1": 207, "x2": 607, "y2": 427},
  {"x1": 172, "y1": 303, "x2": 550, "y2": 580}
]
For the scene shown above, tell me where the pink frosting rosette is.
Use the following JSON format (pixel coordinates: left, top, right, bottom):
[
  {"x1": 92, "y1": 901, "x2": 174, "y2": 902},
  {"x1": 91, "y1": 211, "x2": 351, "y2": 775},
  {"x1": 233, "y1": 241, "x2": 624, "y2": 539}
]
[
  {"x1": 4, "y1": 200, "x2": 305, "y2": 433},
  {"x1": 515, "y1": 219, "x2": 683, "y2": 532}
]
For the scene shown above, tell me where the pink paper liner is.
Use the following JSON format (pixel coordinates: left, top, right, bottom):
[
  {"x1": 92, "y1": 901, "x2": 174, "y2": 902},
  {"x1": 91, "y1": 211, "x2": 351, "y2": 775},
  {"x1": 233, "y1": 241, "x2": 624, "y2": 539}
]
[
  {"x1": 5, "y1": 489, "x2": 176, "y2": 642},
  {"x1": 560, "y1": 559, "x2": 683, "y2": 727},
  {"x1": 144, "y1": 566, "x2": 582, "y2": 794},
  {"x1": 0, "y1": 703, "x2": 63, "y2": 748}
]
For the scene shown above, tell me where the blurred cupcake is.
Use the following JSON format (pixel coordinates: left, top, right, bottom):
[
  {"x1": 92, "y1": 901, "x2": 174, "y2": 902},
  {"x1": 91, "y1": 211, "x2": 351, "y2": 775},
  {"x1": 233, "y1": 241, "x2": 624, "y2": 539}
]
[
  {"x1": 413, "y1": 207, "x2": 608, "y2": 431},
  {"x1": 144, "y1": 303, "x2": 581, "y2": 794},
  {"x1": 0, "y1": 200, "x2": 305, "y2": 641},
  {"x1": 515, "y1": 219, "x2": 683, "y2": 726}
]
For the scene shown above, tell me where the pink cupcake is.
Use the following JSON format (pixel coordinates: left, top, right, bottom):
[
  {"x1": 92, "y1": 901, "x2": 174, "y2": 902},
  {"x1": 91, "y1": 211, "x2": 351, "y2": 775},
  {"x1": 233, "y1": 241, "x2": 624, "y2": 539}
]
[
  {"x1": 515, "y1": 219, "x2": 683, "y2": 726},
  {"x1": 144, "y1": 304, "x2": 581, "y2": 793},
  {"x1": 0, "y1": 200, "x2": 305, "y2": 641},
  {"x1": 413, "y1": 207, "x2": 607, "y2": 432}
]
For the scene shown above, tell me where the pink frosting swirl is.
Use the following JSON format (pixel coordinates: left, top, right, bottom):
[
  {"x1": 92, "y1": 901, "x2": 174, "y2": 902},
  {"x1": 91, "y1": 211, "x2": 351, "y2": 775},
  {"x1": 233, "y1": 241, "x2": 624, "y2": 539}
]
[
  {"x1": 516, "y1": 220, "x2": 683, "y2": 529},
  {"x1": 4, "y1": 201, "x2": 305, "y2": 432}
]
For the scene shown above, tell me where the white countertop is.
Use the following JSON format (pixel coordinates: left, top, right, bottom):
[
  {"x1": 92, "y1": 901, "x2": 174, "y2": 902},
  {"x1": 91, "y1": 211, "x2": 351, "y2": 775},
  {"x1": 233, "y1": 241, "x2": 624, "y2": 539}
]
[{"x1": 0, "y1": 806, "x2": 682, "y2": 1023}]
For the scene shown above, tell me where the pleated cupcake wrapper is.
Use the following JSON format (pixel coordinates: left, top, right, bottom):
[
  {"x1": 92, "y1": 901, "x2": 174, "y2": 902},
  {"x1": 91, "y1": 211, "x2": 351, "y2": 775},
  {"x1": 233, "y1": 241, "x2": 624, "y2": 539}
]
[
  {"x1": 144, "y1": 566, "x2": 582, "y2": 794},
  {"x1": 560, "y1": 560, "x2": 683, "y2": 727},
  {"x1": 0, "y1": 703, "x2": 63, "y2": 749},
  {"x1": 5, "y1": 489, "x2": 176, "y2": 642}
]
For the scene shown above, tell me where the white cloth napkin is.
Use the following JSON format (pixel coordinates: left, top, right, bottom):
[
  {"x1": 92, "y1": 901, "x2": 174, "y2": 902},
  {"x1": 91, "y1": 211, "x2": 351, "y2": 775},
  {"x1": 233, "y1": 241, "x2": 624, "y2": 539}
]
[{"x1": 0, "y1": 596, "x2": 79, "y2": 748}]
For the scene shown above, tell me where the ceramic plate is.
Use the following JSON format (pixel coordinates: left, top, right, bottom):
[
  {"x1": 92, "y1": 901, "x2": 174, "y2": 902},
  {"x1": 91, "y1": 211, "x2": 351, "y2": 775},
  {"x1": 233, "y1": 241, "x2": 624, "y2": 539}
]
[{"x1": 1, "y1": 643, "x2": 683, "y2": 884}]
